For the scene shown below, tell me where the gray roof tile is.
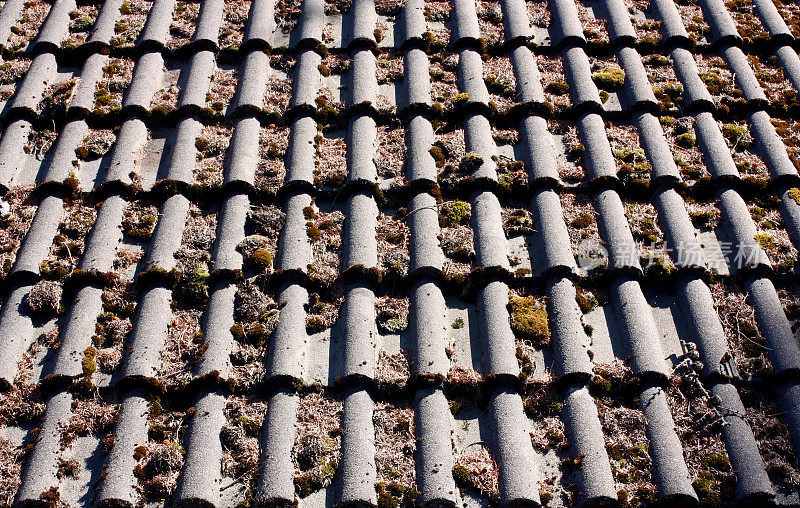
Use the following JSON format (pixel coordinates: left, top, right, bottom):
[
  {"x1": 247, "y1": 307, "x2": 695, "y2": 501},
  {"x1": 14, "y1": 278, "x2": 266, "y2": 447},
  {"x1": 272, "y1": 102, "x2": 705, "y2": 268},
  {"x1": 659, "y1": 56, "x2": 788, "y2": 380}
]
[
  {"x1": 561, "y1": 383, "x2": 618, "y2": 505},
  {"x1": 4, "y1": 0, "x2": 800, "y2": 503},
  {"x1": 338, "y1": 387, "x2": 377, "y2": 504},
  {"x1": 224, "y1": 116, "x2": 262, "y2": 186},
  {"x1": 243, "y1": 0, "x2": 277, "y2": 47},
  {"x1": 549, "y1": 0, "x2": 586, "y2": 47},
  {"x1": 650, "y1": 0, "x2": 692, "y2": 44},
  {"x1": 9, "y1": 194, "x2": 63, "y2": 277},
  {"x1": 97, "y1": 390, "x2": 150, "y2": 506},
  {"x1": 211, "y1": 192, "x2": 249, "y2": 272},
  {"x1": 451, "y1": 0, "x2": 482, "y2": 43},
  {"x1": 499, "y1": 0, "x2": 533, "y2": 41},
  {"x1": 711, "y1": 381, "x2": 775, "y2": 501},
  {"x1": 51, "y1": 284, "x2": 105, "y2": 379},
  {"x1": 408, "y1": 192, "x2": 444, "y2": 272},
  {"x1": 546, "y1": 276, "x2": 593, "y2": 378},
  {"x1": 346, "y1": 0, "x2": 377, "y2": 46},
  {"x1": 342, "y1": 192, "x2": 378, "y2": 269},
  {"x1": 87, "y1": 0, "x2": 125, "y2": 45},
  {"x1": 104, "y1": 118, "x2": 150, "y2": 186},
  {"x1": 0, "y1": 283, "x2": 38, "y2": 387},
  {"x1": 403, "y1": 48, "x2": 432, "y2": 108},
  {"x1": 232, "y1": 51, "x2": 272, "y2": 112},
  {"x1": 719, "y1": 44, "x2": 768, "y2": 103},
  {"x1": 399, "y1": 0, "x2": 426, "y2": 44},
  {"x1": 409, "y1": 278, "x2": 450, "y2": 376},
  {"x1": 638, "y1": 383, "x2": 697, "y2": 502},
  {"x1": 70, "y1": 53, "x2": 108, "y2": 113},
  {"x1": 510, "y1": 46, "x2": 546, "y2": 105},
  {"x1": 30, "y1": 0, "x2": 76, "y2": 51},
  {"x1": 0, "y1": 119, "x2": 32, "y2": 191},
  {"x1": 256, "y1": 388, "x2": 300, "y2": 503},
  {"x1": 266, "y1": 282, "x2": 309, "y2": 380},
  {"x1": 699, "y1": 0, "x2": 742, "y2": 42},
  {"x1": 16, "y1": 391, "x2": 73, "y2": 504},
  {"x1": 0, "y1": 0, "x2": 25, "y2": 44},
  {"x1": 477, "y1": 280, "x2": 518, "y2": 377},
  {"x1": 138, "y1": 0, "x2": 176, "y2": 47},
  {"x1": 177, "y1": 51, "x2": 217, "y2": 110},
  {"x1": 192, "y1": 0, "x2": 224, "y2": 46},
  {"x1": 78, "y1": 193, "x2": 126, "y2": 273},
  {"x1": 277, "y1": 191, "x2": 313, "y2": 272},
  {"x1": 295, "y1": 0, "x2": 325, "y2": 46},
  {"x1": 746, "y1": 276, "x2": 800, "y2": 375},
  {"x1": 404, "y1": 116, "x2": 437, "y2": 184},
  {"x1": 143, "y1": 194, "x2": 191, "y2": 272},
  {"x1": 8, "y1": 52, "x2": 58, "y2": 113},
  {"x1": 119, "y1": 284, "x2": 174, "y2": 381},
  {"x1": 174, "y1": 390, "x2": 227, "y2": 506},
  {"x1": 772, "y1": 44, "x2": 800, "y2": 97},
  {"x1": 562, "y1": 46, "x2": 603, "y2": 109},
  {"x1": 121, "y1": 51, "x2": 166, "y2": 111},
  {"x1": 340, "y1": 282, "x2": 377, "y2": 379},
  {"x1": 487, "y1": 387, "x2": 540, "y2": 504},
  {"x1": 413, "y1": 387, "x2": 458, "y2": 504},
  {"x1": 609, "y1": 275, "x2": 669, "y2": 377},
  {"x1": 194, "y1": 282, "x2": 236, "y2": 379},
  {"x1": 671, "y1": 48, "x2": 715, "y2": 108}
]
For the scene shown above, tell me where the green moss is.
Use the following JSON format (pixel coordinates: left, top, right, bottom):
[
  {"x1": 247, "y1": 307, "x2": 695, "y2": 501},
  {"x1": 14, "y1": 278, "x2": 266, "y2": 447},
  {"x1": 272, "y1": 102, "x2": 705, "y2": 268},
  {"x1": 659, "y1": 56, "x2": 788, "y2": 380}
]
[
  {"x1": 306, "y1": 315, "x2": 327, "y2": 334},
  {"x1": 119, "y1": 1, "x2": 132, "y2": 14},
  {"x1": 568, "y1": 143, "x2": 585, "y2": 160},
  {"x1": 599, "y1": 90, "x2": 609, "y2": 103},
  {"x1": 373, "y1": 28, "x2": 383, "y2": 42},
  {"x1": 82, "y1": 346, "x2": 97, "y2": 377},
  {"x1": 236, "y1": 415, "x2": 260, "y2": 437},
  {"x1": 195, "y1": 137, "x2": 210, "y2": 152},
  {"x1": 675, "y1": 132, "x2": 696, "y2": 148},
  {"x1": 576, "y1": 291, "x2": 598, "y2": 313},
  {"x1": 721, "y1": 123, "x2": 747, "y2": 143},
  {"x1": 307, "y1": 222, "x2": 322, "y2": 242},
  {"x1": 460, "y1": 152, "x2": 483, "y2": 172},
  {"x1": 570, "y1": 213, "x2": 593, "y2": 229},
  {"x1": 317, "y1": 64, "x2": 330, "y2": 77},
  {"x1": 701, "y1": 453, "x2": 731, "y2": 471},
  {"x1": 295, "y1": 472, "x2": 322, "y2": 497},
  {"x1": 452, "y1": 92, "x2": 470, "y2": 107},
  {"x1": 485, "y1": 74, "x2": 515, "y2": 98},
  {"x1": 754, "y1": 233, "x2": 775, "y2": 254},
  {"x1": 452, "y1": 465, "x2": 471, "y2": 486},
  {"x1": 94, "y1": 85, "x2": 112, "y2": 107},
  {"x1": 429, "y1": 146, "x2": 445, "y2": 167},
  {"x1": 690, "y1": 210, "x2": 715, "y2": 228},
  {"x1": 589, "y1": 375, "x2": 612, "y2": 396},
  {"x1": 122, "y1": 213, "x2": 156, "y2": 240},
  {"x1": 786, "y1": 187, "x2": 800, "y2": 206},
  {"x1": 440, "y1": 200, "x2": 471, "y2": 227},
  {"x1": 452, "y1": 317, "x2": 464, "y2": 329},
  {"x1": 700, "y1": 71, "x2": 725, "y2": 94},
  {"x1": 545, "y1": 81, "x2": 569, "y2": 95},
  {"x1": 230, "y1": 324, "x2": 246, "y2": 341},
  {"x1": 509, "y1": 296, "x2": 550, "y2": 345},
  {"x1": 377, "y1": 490, "x2": 398, "y2": 508},
  {"x1": 592, "y1": 68, "x2": 626, "y2": 91},
  {"x1": 249, "y1": 249, "x2": 273, "y2": 271}
]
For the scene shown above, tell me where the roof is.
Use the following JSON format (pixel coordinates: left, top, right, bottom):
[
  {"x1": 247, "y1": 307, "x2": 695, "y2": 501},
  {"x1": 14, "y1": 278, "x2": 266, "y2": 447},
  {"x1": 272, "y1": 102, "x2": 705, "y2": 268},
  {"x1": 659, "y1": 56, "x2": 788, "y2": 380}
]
[{"x1": 0, "y1": 0, "x2": 799, "y2": 505}]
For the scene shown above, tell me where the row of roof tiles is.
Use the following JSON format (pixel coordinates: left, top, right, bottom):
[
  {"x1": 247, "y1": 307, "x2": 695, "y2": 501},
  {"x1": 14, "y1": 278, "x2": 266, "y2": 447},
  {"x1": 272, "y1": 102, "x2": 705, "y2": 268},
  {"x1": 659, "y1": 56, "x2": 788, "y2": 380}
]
[{"x1": 0, "y1": 0, "x2": 799, "y2": 505}]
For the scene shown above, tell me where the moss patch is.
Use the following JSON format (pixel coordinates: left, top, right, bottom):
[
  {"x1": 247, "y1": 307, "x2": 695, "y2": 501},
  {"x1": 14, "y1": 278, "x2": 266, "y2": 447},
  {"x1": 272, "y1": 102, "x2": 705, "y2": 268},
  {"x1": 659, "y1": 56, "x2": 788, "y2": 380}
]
[
  {"x1": 509, "y1": 296, "x2": 550, "y2": 347},
  {"x1": 592, "y1": 68, "x2": 626, "y2": 91}
]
